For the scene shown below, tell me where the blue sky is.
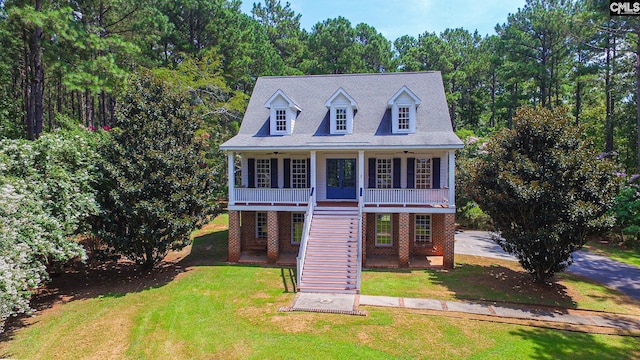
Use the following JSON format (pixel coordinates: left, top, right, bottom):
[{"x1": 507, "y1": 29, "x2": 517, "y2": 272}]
[{"x1": 240, "y1": 0, "x2": 528, "y2": 41}]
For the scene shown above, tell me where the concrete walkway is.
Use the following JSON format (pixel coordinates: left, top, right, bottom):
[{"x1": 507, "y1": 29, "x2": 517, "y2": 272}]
[
  {"x1": 285, "y1": 293, "x2": 640, "y2": 333},
  {"x1": 455, "y1": 230, "x2": 640, "y2": 301}
]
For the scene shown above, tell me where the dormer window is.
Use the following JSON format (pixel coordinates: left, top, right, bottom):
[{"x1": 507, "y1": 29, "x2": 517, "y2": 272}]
[
  {"x1": 325, "y1": 88, "x2": 357, "y2": 135},
  {"x1": 388, "y1": 86, "x2": 421, "y2": 134},
  {"x1": 264, "y1": 90, "x2": 301, "y2": 135},
  {"x1": 335, "y1": 108, "x2": 347, "y2": 131}
]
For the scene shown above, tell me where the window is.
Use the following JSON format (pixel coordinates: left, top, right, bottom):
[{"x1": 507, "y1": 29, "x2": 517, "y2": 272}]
[
  {"x1": 325, "y1": 88, "x2": 357, "y2": 134},
  {"x1": 291, "y1": 213, "x2": 305, "y2": 245},
  {"x1": 388, "y1": 86, "x2": 420, "y2": 134},
  {"x1": 376, "y1": 214, "x2": 392, "y2": 246},
  {"x1": 415, "y1": 158, "x2": 432, "y2": 189},
  {"x1": 275, "y1": 109, "x2": 287, "y2": 132},
  {"x1": 335, "y1": 108, "x2": 347, "y2": 131},
  {"x1": 415, "y1": 215, "x2": 432, "y2": 246},
  {"x1": 398, "y1": 106, "x2": 410, "y2": 130},
  {"x1": 291, "y1": 159, "x2": 307, "y2": 188},
  {"x1": 376, "y1": 158, "x2": 392, "y2": 189},
  {"x1": 256, "y1": 212, "x2": 267, "y2": 239},
  {"x1": 256, "y1": 159, "x2": 270, "y2": 188}
]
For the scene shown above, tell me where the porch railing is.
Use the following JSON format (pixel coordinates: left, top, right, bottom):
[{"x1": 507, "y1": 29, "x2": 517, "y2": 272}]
[
  {"x1": 296, "y1": 187, "x2": 315, "y2": 290},
  {"x1": 233, "y1": 188, "x2": 311, "y2": 204},
  {"x1": 363, "y1": 188, "x2": 449, "y2": 206},
  {"x1": 356, "y1": 187, "x2": 363, "y2": 292}
]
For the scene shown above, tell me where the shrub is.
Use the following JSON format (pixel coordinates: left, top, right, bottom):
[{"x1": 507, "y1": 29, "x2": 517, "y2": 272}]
[
  {"x1": 94, "y1": 72, "x2": 219, "y2": 269},
  {"x1": 469, "y1": 107, "x2": 619, "y2": 283}
]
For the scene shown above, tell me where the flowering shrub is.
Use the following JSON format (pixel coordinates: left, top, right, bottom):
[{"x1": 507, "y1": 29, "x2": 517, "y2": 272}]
[{"x1": 0, "y1": 131, "x2": 100, "y2": 332}]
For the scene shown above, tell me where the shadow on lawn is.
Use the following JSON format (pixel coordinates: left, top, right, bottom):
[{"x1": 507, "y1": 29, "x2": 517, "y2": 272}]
[
  {"x1": 509, "y1": 327, "x2": 639, "y2": 359},
  {"x1": 427, "y1": 262, "x2": 579, "y2": 309}
]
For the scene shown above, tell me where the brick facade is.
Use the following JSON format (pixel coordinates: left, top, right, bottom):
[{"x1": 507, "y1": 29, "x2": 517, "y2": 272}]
[
  {"x1": 398, "y1": 213, "x2": 410, "y2": 267},
  {"x1": 361, "y1": 212, "x2": 367, "y2": 266},
  {"x1": 278, "y1": 212, "x2": 300, "y2": 254},
  {"x1": 443, "y1": 213, "x2": 455, "y2": 269},
  {"x1": 267, "y1": 210, "x2": 279, "y2": 263},
  {"x1": 365, "y1": 213, "x2": 399, "y2": 256},
  {"x1": 228, "y1": 210, "x2": 241, "y2": 262}
]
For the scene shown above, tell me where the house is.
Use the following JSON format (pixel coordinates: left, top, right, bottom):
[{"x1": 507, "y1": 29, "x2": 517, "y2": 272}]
[{"x1": 220, "y1": 72, "x2": 463, "y2": 293}]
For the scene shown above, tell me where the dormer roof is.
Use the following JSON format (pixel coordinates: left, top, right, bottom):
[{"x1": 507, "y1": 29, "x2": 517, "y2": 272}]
[
  {"x1": 325, "y1": 88, "x2": 358, "y2": 110},
  {"x1": 387, "y1": 85, "x2": 421, "y2": 107},
  {"x1": 264, "y1": 89, "x2": 302, "y2": 111}
]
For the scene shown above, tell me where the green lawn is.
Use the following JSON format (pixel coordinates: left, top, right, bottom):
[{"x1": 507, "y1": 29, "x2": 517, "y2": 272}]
[
  {"x1": 1, "y1": 215, "x2": 639, "y2": 359},
  {"x1": 584, "y1": 239, "x2": 640, "y2": 268}
]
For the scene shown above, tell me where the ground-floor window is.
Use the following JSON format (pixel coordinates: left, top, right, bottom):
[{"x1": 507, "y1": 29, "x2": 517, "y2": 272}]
[
  {"x1": 256, "y1": 212, "x2": 267, "y2": 238},
  {"x1": 415, "y1": 214, "x2": 432, "y2": 246},
  {"x1": 375, "y1": 213, "x2": 392, "y2": 246},
  {"x1": 291, "y1": 212, "x2": 305, "y2": 244}
]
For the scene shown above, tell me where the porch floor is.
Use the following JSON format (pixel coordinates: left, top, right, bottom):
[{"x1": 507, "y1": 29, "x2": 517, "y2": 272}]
[{"x1": 365, "y1": 255, "x2": 443, "y2": 269}]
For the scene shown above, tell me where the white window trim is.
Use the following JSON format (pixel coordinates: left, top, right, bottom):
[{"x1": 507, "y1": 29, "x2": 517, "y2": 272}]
[
  {"x1": 265, "y1": 90, "x2": 301, "y2": 136},
  {"x1": 375, "y1": 213, "x2": 393, "y2": 247},
  {"x1": 291, "y1": 212, "x2": 305, "y2": 245},
  {"x1": 414, "y1": 214, "x2": 432, "y2": 246},
  {"x1": 325, "y1": 88, "x2": 357, "y2": 135},
  {"x1": 388, "y1": 86, "x2": 420, "y2": 134},
  {"x1": 291, "y1": 158, "x2": 307, "y2": 189},
  {"x1": 256, "y1": 159, "x2": 271, "y2": 188},
  {"x1": 256, "y1": 212, "x2": 267, "y2": 239},
  {"x1": 415, "y1": 157, "x2": 432, "y2": 189},
  {"x1": 376, "y1": 158, "x2": 393, "y2": 189}
]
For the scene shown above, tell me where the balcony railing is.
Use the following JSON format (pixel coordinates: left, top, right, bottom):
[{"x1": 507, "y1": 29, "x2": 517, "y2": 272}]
[
  {"x1": 233, "y1": 188, "x2": 311, "y2": 204},
  {"x1": 363, "y1": 188, "x2": 449, "y2": 206}
]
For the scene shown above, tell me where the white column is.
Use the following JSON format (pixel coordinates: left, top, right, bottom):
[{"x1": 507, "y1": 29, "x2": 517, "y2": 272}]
[
  {"x1": 228, "y1": 152, "x2": 235, "y2": 205},
  {"x1": 358, "y1": 150, "x2": 365, "y2": 203},
  {"x1": 310, "y1": 151, "x2": 317, "y2": 205},
  {"x1": 448, "y1": 150, "x2": 455, "y2": 207}
]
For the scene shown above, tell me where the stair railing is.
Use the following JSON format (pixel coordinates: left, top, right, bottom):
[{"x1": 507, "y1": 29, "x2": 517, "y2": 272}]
[
  {"x1": 356, "y1": 187, "x2": 363, "y2": 291},
  {"x1": 296, "y1": 187, "x2": 315, "y2": 290}
]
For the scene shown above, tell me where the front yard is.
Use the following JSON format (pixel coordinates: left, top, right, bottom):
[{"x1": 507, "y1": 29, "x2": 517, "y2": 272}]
[{"x1": 1, "y1": 214, "x2": 639, "y2": 359}]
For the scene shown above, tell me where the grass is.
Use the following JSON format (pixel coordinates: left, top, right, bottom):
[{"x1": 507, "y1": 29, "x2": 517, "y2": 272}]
[
  {"x1": 1, "y1": 214, "x2": 639, "y2": 359},
  {"x1": 584, "y1": 238, "x2": 640, "y2": 268}
]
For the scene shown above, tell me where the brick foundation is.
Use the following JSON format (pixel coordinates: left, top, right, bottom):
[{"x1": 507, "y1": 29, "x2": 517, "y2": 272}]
[
  {"x1": 267, "y1": 210, "x2": 279, "y2": 263},
  {"x1": 443, "y1": 213, "x2": 455, "y2": 269},
  {"x1": 398, "y1": 213, "x2": 410, "y2": 266},
  {"x1": 228, "y1": 210, "x2": 241, "y2": 262}
]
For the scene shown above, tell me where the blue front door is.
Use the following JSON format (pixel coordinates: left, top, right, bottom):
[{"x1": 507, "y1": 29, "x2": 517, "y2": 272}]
[{"x1": 326, "y1": 159, "x2": 356, "y2": 199}]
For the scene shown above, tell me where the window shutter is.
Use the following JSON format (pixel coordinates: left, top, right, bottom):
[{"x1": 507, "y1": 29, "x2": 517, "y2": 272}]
[
  {"x1": 432, "y1": 157, "x2": 441, "y2": 189},
  {"x1": 270, "y1": 158, "x2": 278, "y2": 188},
  {"x1": 406, "y1": 157, "x2": 415, "y2": 189},
  {"x1": 393, "y1": 158, "x2": 401, "y2": 188},
  {"x1": 248, "y1": 158, "x2": 255, "y2": 188},
  {"x1": 368, "y1": 158, "x2": 376, "y2": 188},
  {"x1": 306, "y1": 158, "x2": 311, "y2": 188},
  {"x1": 283, "y1": 159, "x2": 291, "y2": 188}
]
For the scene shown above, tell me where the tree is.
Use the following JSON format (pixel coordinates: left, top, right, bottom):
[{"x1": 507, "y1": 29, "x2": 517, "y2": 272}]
[
  {"x1": 469, "y1": 106, "x2": 619, "y2": 283},
  {"x1": 95, "y1": 71, "x2": 218, "y2": 268}
]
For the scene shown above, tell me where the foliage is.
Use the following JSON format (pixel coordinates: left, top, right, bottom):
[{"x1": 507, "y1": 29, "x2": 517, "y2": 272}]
[
  {"x1": 94, "y1": 71, "x2": 219, "y2": 268},
  {"x1": 0, "y1": 130, "x2": 102, "y2": 332},
  {"x1": 610, "y1": 177, "x2": 640, "y2": 247},
  {"x1": 455, "y1": 130, "x2": 492, "y2": 229},
  {"x1": 469, "y1": 106, "x2": 620, "y2": 283}
]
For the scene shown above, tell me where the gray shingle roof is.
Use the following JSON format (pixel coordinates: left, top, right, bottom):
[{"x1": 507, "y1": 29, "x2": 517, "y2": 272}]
[{"x1": 220, "y1": 72, "x2": 463, "y2": 151}]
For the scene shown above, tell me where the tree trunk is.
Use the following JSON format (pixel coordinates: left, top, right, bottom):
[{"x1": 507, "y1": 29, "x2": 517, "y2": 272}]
[
  {"x1": 85, "y1": 88, "x2": 93, "y2": 128},
  {"x1": 605, "y1": 29, "x2": 614, "y2": 153},
  {"x1": 636, "y1": 20, "x2": 640, "y2": 173},
  {"x1": 32, "y1": 0, "x2": 44, "y2": 139}
]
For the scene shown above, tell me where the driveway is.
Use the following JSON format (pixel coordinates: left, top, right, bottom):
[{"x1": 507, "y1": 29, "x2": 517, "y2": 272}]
[{"x1": 454, "y1": 230, "x2": 640, "y2": 301}]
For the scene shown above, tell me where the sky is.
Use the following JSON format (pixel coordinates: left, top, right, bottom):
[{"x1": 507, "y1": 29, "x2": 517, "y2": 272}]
[{"x1": 240, "y1": 0, "x2": 528, "y2": 41}]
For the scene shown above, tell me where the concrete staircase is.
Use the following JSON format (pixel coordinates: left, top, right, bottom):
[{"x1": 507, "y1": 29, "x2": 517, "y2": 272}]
[{"x1": 298, "y1": 208, "x2": 360, "y2": 294}]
